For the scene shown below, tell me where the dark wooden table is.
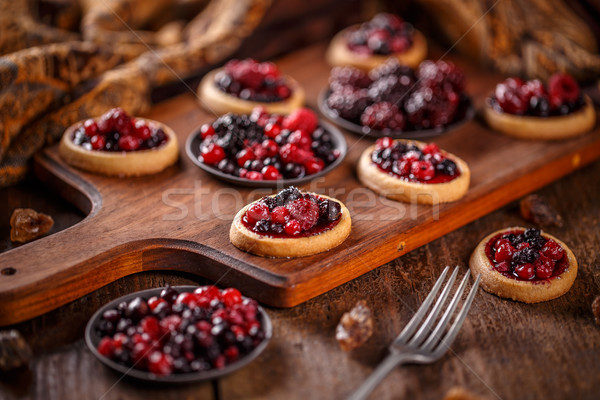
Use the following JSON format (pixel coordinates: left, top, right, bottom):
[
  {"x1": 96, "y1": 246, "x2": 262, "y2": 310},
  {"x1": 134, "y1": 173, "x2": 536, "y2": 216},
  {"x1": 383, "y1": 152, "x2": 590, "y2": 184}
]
[{"x1": 1, "y1": 47, "x2": 600, "y2": 399}]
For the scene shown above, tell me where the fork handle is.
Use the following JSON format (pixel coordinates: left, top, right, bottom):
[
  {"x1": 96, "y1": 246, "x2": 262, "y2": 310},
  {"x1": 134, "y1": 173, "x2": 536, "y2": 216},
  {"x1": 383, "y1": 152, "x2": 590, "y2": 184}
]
[{"x1": 347, "y1": 353, "x2": 409, "y2": 400}]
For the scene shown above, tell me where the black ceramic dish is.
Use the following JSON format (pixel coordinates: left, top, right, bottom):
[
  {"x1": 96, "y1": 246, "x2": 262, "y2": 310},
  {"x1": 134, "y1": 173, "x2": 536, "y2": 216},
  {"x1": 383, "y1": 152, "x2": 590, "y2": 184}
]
[
  {"x1": 318, "y1": 89, "x2": 475, "y2": 139},
  {"x1": 185, "y1": 120, "x2": 347, "y2": 188},
  {"x1": 85, "y1": 286, "x2": 272, "y2": 383}
]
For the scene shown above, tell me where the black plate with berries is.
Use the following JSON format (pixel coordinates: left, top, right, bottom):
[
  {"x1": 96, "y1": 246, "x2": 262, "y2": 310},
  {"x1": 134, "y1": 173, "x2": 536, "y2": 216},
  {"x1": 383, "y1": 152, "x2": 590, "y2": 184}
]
[
  {"x1": 85, "y1": 286, "x2": 272, "y2": 383},
  {"x1": 318, "y1": 89, "x2": 474, "y2": 139},
  {"x1": 186, "y1": 107, "x2": 347, "y2": 187}
]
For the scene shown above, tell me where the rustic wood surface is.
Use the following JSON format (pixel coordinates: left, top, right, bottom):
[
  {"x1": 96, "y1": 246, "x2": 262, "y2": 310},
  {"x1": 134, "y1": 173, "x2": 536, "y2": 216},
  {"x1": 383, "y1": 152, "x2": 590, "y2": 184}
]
[
  {"x1": 1, "y1": 44, "x2": 600, "y2": 326},
  {"x1": 1, "y1": 43, "x2": 600, "y2": 399}
]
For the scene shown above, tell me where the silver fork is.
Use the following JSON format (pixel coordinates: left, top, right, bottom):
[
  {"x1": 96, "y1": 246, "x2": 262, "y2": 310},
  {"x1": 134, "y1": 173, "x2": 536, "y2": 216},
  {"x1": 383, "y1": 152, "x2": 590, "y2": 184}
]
[{"x1": 347, "y1": 266, "x2": 481, "y2": 400}]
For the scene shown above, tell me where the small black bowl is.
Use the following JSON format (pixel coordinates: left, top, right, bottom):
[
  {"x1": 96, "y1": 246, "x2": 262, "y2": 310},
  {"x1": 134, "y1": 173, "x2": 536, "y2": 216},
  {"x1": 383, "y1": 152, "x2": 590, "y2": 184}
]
[
  {"x1": 185, "y1": 120, "x2": 347, "y2": 188},
  {"x1": 85, "y1": 286, "x2": 272, "y2": 383},
  {"x1": 318, "y1": 89, "x2": 475, "y2": 139}
]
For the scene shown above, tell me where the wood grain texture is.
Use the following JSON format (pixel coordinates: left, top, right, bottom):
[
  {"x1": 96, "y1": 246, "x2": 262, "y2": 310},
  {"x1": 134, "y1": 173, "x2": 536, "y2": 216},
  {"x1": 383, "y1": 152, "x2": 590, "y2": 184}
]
[{"x1": 0, "y1": 43, "x2": 599, "y2": 326}]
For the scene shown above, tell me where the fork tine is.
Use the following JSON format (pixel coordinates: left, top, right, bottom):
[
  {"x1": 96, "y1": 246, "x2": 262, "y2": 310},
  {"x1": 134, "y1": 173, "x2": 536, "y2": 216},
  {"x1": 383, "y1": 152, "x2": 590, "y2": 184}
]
[
  {"x1": 407, "y1": 266, "x2": 459, "y2": 347},
  {"x1": 394, "y1": 266, "x2": 450, "y2": 344},
  {"x1": 431, "y1": 273, "x2": 480, "y2": 359},
  {"x1": 420, "y1": 270, "x2": 471, "y2": 352}
]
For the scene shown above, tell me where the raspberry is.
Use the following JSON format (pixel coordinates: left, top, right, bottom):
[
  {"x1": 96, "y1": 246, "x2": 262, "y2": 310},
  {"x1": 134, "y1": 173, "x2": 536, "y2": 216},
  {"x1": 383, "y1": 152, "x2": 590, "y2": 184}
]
[
  {"x1": 548, "y1": 73, "x2": 580, "y2": 106},
  {"x1": 224, "y1": 59, "x2": 263, "y2": 90},
  {"x1": 329, "y1": 66, "x2": 372, "y2": 91},
  {"x1": 282, "y1": 108, "x2": 318, "y2": 134},
  {"x1": 286, "y1": 198, "x2": 320, "y2": 231},
  {"x1": 361, "y1": 102, "x2": 405, "y2": 130},
  {"x1": 327, "y1": 87, "x2": 371, "y2": 121},
  {"x1": 271, "y1": 206, "x2": 289, "y2": 224}
]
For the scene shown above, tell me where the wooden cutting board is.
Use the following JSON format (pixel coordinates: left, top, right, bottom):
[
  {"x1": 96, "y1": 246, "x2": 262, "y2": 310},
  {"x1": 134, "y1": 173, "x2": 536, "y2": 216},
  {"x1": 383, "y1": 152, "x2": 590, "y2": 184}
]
[{"x1": 1, "y1": 44, "x2": 599, "y2": 326}]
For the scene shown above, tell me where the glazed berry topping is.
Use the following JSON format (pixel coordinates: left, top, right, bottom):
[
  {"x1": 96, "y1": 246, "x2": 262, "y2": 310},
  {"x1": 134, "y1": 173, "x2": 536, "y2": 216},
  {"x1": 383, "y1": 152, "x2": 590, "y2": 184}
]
[
  {"x1": 326, "y1": 59, "x2": 468, "y2": 131},
  {"x1": 371, "y1": 138, "x2": 460, "y2": 184},
  {"x1": 95, "y1": 285, "x2": 266, "y2": 376},
  {"x1": 214, "y1": 59, "x2": 292, "y2": 102},
  {"x1": 197, "y1": 107, "x2": 339, "y2": 181},
  {"x1": 490, "y1": 73, "x2": 584, "y2": 117},
  {"x1": 241, "y1": 187, "x2": 342, "y2": 238},
  {"x1": 72, "y1": 108, "x2": 168, "y2": 152},
  {"x1": 346, "y1": 13, "x2": 415, "y2": 56},
  {"x1": 485, "y1": 228, "x2": 568, "y2": 281}
]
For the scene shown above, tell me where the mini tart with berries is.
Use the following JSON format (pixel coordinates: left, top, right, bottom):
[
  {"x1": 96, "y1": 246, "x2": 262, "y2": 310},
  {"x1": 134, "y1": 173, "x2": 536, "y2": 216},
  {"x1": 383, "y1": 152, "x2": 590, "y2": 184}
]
[
  {"x1": 357, "y1": 138, "x2": 470, "y2": 204},
  {"x1": 326, "y1": 13, "x2": 427, "y2": 70},
  {"x1": 59, "y1": 108, "x2": 179, "y2": 177},
  {"x1": 483, "y1": 74, "x2": 596, "y2": 140},
  {"x1": 470, "y1": 227, "x2": 577, "y2": 303},
  {"x1": 198, "y1": 59, "x2": 305, "y2": 115},
  {"x1": 230, "y1": 187, "x2": 351, "y2": 258}
]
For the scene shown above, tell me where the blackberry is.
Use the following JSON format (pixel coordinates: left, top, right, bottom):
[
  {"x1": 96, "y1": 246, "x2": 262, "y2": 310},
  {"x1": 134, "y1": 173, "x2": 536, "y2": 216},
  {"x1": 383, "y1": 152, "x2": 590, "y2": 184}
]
[
  {"x1": 360, "y1": 102, "x2": 405, "y2": 131},
  {"x1": 326, "y1": 87, "x2": 371, "y2": 121},
  {"x1": 436, "y1": 159, "x2": 457, "y2": 175},
  {"x1": 404, "y1": 87, "x2": 459, "y2": 129},
  {"x1": 417, "y1": 60, "x2": 466, "y2": 93},
  {"x1": 512, "y1": 248, "x2": 539, "y2": 264},
  {"x1": 270, "y1": 223, "x2": 284, "y2": 234},
  {"x1": 369, "y1": 58, "x2": 415, "y2": 81},
  {"x1": 329, "y1": 66, "x2": 372, "y2": 91},
  {"x1": 368, "y1": 75, "x2": 412, "y2": 105},
  {"x1": 275, "y1": 186, "x2": 302, "y2": 205},
  {"x1": 262, "y1": 196, "x2": 278, "y2": 211}
]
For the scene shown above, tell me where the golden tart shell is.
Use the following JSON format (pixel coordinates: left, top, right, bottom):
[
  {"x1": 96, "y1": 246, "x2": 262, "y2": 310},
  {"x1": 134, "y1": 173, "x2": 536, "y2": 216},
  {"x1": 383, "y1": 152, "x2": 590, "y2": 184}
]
[
  {"x1": 230, "y1": 194, "x2": 351, "y2": 258},
  {"x1": 59, "y1": 118, "x2": 179, "y2": 177},
  {"x1": 326, "y1": 26, "x2": 427, "y2": 70},
  {"x1": 469, "y1": 227, "x2": 578, "y2": 303},
  {"x1": 483, "y1": 95, "x2": 596, "y2": 140},
  {"x1": 357, "y1": 140, "x2": 470, "y2": 204},
  {"x1": 197, "y1": 68, "x2": 305, "y2": 116}
]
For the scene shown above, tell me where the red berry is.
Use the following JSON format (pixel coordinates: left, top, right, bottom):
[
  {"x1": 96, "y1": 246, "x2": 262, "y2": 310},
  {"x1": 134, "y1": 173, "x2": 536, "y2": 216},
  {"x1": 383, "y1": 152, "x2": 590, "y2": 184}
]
[
  {"x1": 271, "y1": 206, "x2": 289, "y2": 224},
  {"x1": 213, "y1": 355, "x2": 226, "y2": 369},
  {"x1": 282, "y1": 108, "x2": 318, "y2": 134},
  {"x1": 261, "y1": 139, "x2": 278, "y2": 157},
  {"x1": 222, "y1": 288, "x2": 243, "y2": 307},
  {"x1": 90, "y1": 135, "x2": 106, "y2": 150},
  {"x1": 284, "y1": 220, "x2": 302, "y2": 236},
  {"x1": 375, "y1": 137, "x2": 394, "y2": 149},
  {"x1": 175, "y1": 292, "x2": 195, "y2": 305},
  {"x1": 261, "y1": 165, "x2": 280, "y2": 180},
  {"x1": 494, "y1": 242, "x2": 515, "y2": 263},
  {"x1": 194, "y1": 285, "x2": 222, "y2": 301},
  {"x1": 97, "y1": 337, "x2": 115, "y2": 358},
  {"x1": 304, "y1": 158, "x2": 324, "y2": 175},
  {"x1": 534, "y1": 254, "x2": 555, "y2": 279},
  {"x1": 541, "y1": 239, "x2": 564, "y2": 261},
  {"x1": 287, "y1": 130, "x2": 312, "y2": 150},
  {"x1": 246, "y1": 202, "x2": 270, "y2": 223},
  {"x1": 250, "y1": 106, "x2": 268, "y2": 122},
  {"x1": 133, "y1": 120, "x2": 152, "y2": 140},
  {"x1": 286, "y1": 198, "x2": 320, "y2": 231},
  {"x1": 224, "y1": 346, "x2": 239, "y2": 361},
  {"x1": 246, "y1": 171, "x2": 263, "y2": 180},
  {"x1": 201, "y1": 143, "x2": 225, "y2": 165},
  {"x1": 548, "y1": 73, "x2": 580, "y2": 105},
  {"x1": 514, "y1": 263, "x2": 535, "y2": 280},
  {"x1": 264, "y1": 123, "x2": 281, "y2": 138},
  {"x1": 495, "y1": 81, "x2": 528, "y2": 115},
  {"x1": 410, "y1": 160, "x2": 435, "y2": 181},
  {"x1": 236, "y1": 148, "x2": 255, "y2": 167},
  {"x1": 148, "y1": 351, "x2": 173, "y2": 376},
  {"x1": 147, "y1": 296, "x2": 166, "y2": 311},
  {"x1": 200, "y1": 123, "x2": 215, "y2": 139},
  {"x1": 131, "y1": 341, "x2": 152, "y2": 364},
  {"x1": 140, "y1": 316, "x2": 161, "y2": 339},
  {"x1": 516, "y1": 242, "x2": 530, "y2": 250},
  {"x1": 422, "y1": 143, "x2": 440, "y2": 155},
  {"x1": 494, "y1": 261, "x2": 510, "y2": 273},
  {"x1": 83, "y1": 119, "x2": 99, "y2": 137},
  {"x1": 118, "y1": 135, "x2": 140, "y2": 151},
  {"x1": 160, "y1": 315, "x2": 182, "y2": 332}
]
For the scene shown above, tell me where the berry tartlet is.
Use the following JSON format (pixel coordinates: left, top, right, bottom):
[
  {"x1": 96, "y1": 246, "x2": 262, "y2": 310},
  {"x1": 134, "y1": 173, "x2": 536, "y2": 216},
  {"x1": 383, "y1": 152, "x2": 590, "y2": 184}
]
[
  {"x1": 321, "y1": 59, "x2": 471, "y2": 135},
  {"x1": 188, "y1": 107, "x2": 343, "y2": 184},
  {"x1": 198, "y1": 59, "x2": 305, "y2": 115},
  {"x1": 469, "y1": 227, "x2": 577, "y2": 303},
  {"x1": 90, "y1": 285, "x2": 270, "y2": 378},
  {"x1": 483, "y1": 74, "x2": 596, "y2": 140},
  {"x1": 326, "y1": 13, "x2": 427, "y2": 70},
  {"x1": 229, "y1": 187, "x2": 351, "y2": 258},
  {"x1": 357, "y1": 138, "x2": 470, "y2": 204},
  {"x1": 59, "y1": 108, "x2": 179, "y2": 177}
]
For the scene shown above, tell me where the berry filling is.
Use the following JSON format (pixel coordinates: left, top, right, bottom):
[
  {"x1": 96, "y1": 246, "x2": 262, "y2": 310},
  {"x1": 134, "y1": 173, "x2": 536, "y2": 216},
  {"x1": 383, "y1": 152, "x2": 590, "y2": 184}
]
[
  {"x1": 371, "y1": 138, "x2": 460, "y2": 184},
  {"x1": 72, "y1": 108, "x2": 168, "y2": 152},
  {"x1": 214, "y1": 59, "x2": 293, "y2": 103},
  {"x1": 485, "y1": 228, "x2": 568, "y2": 282},
  {"x1": 95, "y1": 285, "x2": 266, "y2": 376},
  {"x1": 326, "y1": 59, "x2": 468, "y2": 131},
  {"x1": 489, "y1": 73, "x2": 585, "y2": 117},
  {"x1": 345, "y1": 13, "x2": 415, "y2": 56},
  {"x1": 197, "y1": 107, "x2": 340, "y2": 181},
  {"x1": 241, "y1": 187, "x2": 342, "y2": 238}
]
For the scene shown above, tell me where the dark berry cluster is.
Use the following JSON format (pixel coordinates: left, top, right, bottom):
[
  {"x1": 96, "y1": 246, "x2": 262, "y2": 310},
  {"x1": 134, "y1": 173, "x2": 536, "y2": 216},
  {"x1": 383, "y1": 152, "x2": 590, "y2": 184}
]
[
  {"x1": 242, "y1": 187, "x2": 342, "y2": 237},
  {"x1": 198, "y1": 107, "x2": 339, "y2": 181},
  {"x1": 72, "y1": 108, "x2": 168, "y2": 152},
  {"x1": 489, "y1": 228, "x2": 566, "y2": 281},
  {"x1": 490, "y1": 73, "x2": 585, "y2": 116},
  {"x1": 326, "y1": 59, "x2": 466, "y2": 131},
  {"x1": 371, "y1": 137, "x2": 459, "y2": 182},
  {"x1": 215, "y1": 59, "x2": 292, "y2": 102},
  {"x1": 346, "y1": 13, "x2": 414, "y2": 56},
  {"x1": 95, "y1": 285, "x2": 265, "y2": 376}
]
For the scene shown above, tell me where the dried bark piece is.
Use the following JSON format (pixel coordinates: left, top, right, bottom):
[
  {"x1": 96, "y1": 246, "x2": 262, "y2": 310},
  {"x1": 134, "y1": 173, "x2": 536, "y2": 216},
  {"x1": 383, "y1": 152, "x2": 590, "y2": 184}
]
[
  {"x1": 0, "y1": 330, "x2": 32, "y2": 371},
  {"x1": 444, "y1": 387, "x2": 485, "y2": 400},
  {"x1": 592, "y1": 296, "x2": 600, "y2": 326},
  {"x1": 520, "y1": 194, "x2": 563, "y2": 227},
  {"x1": 335, "y1": 300, "x2": 373, "y2": 351},
  {"x1": 10, "y1": 208, "x2": 54, "y2": 243}
]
